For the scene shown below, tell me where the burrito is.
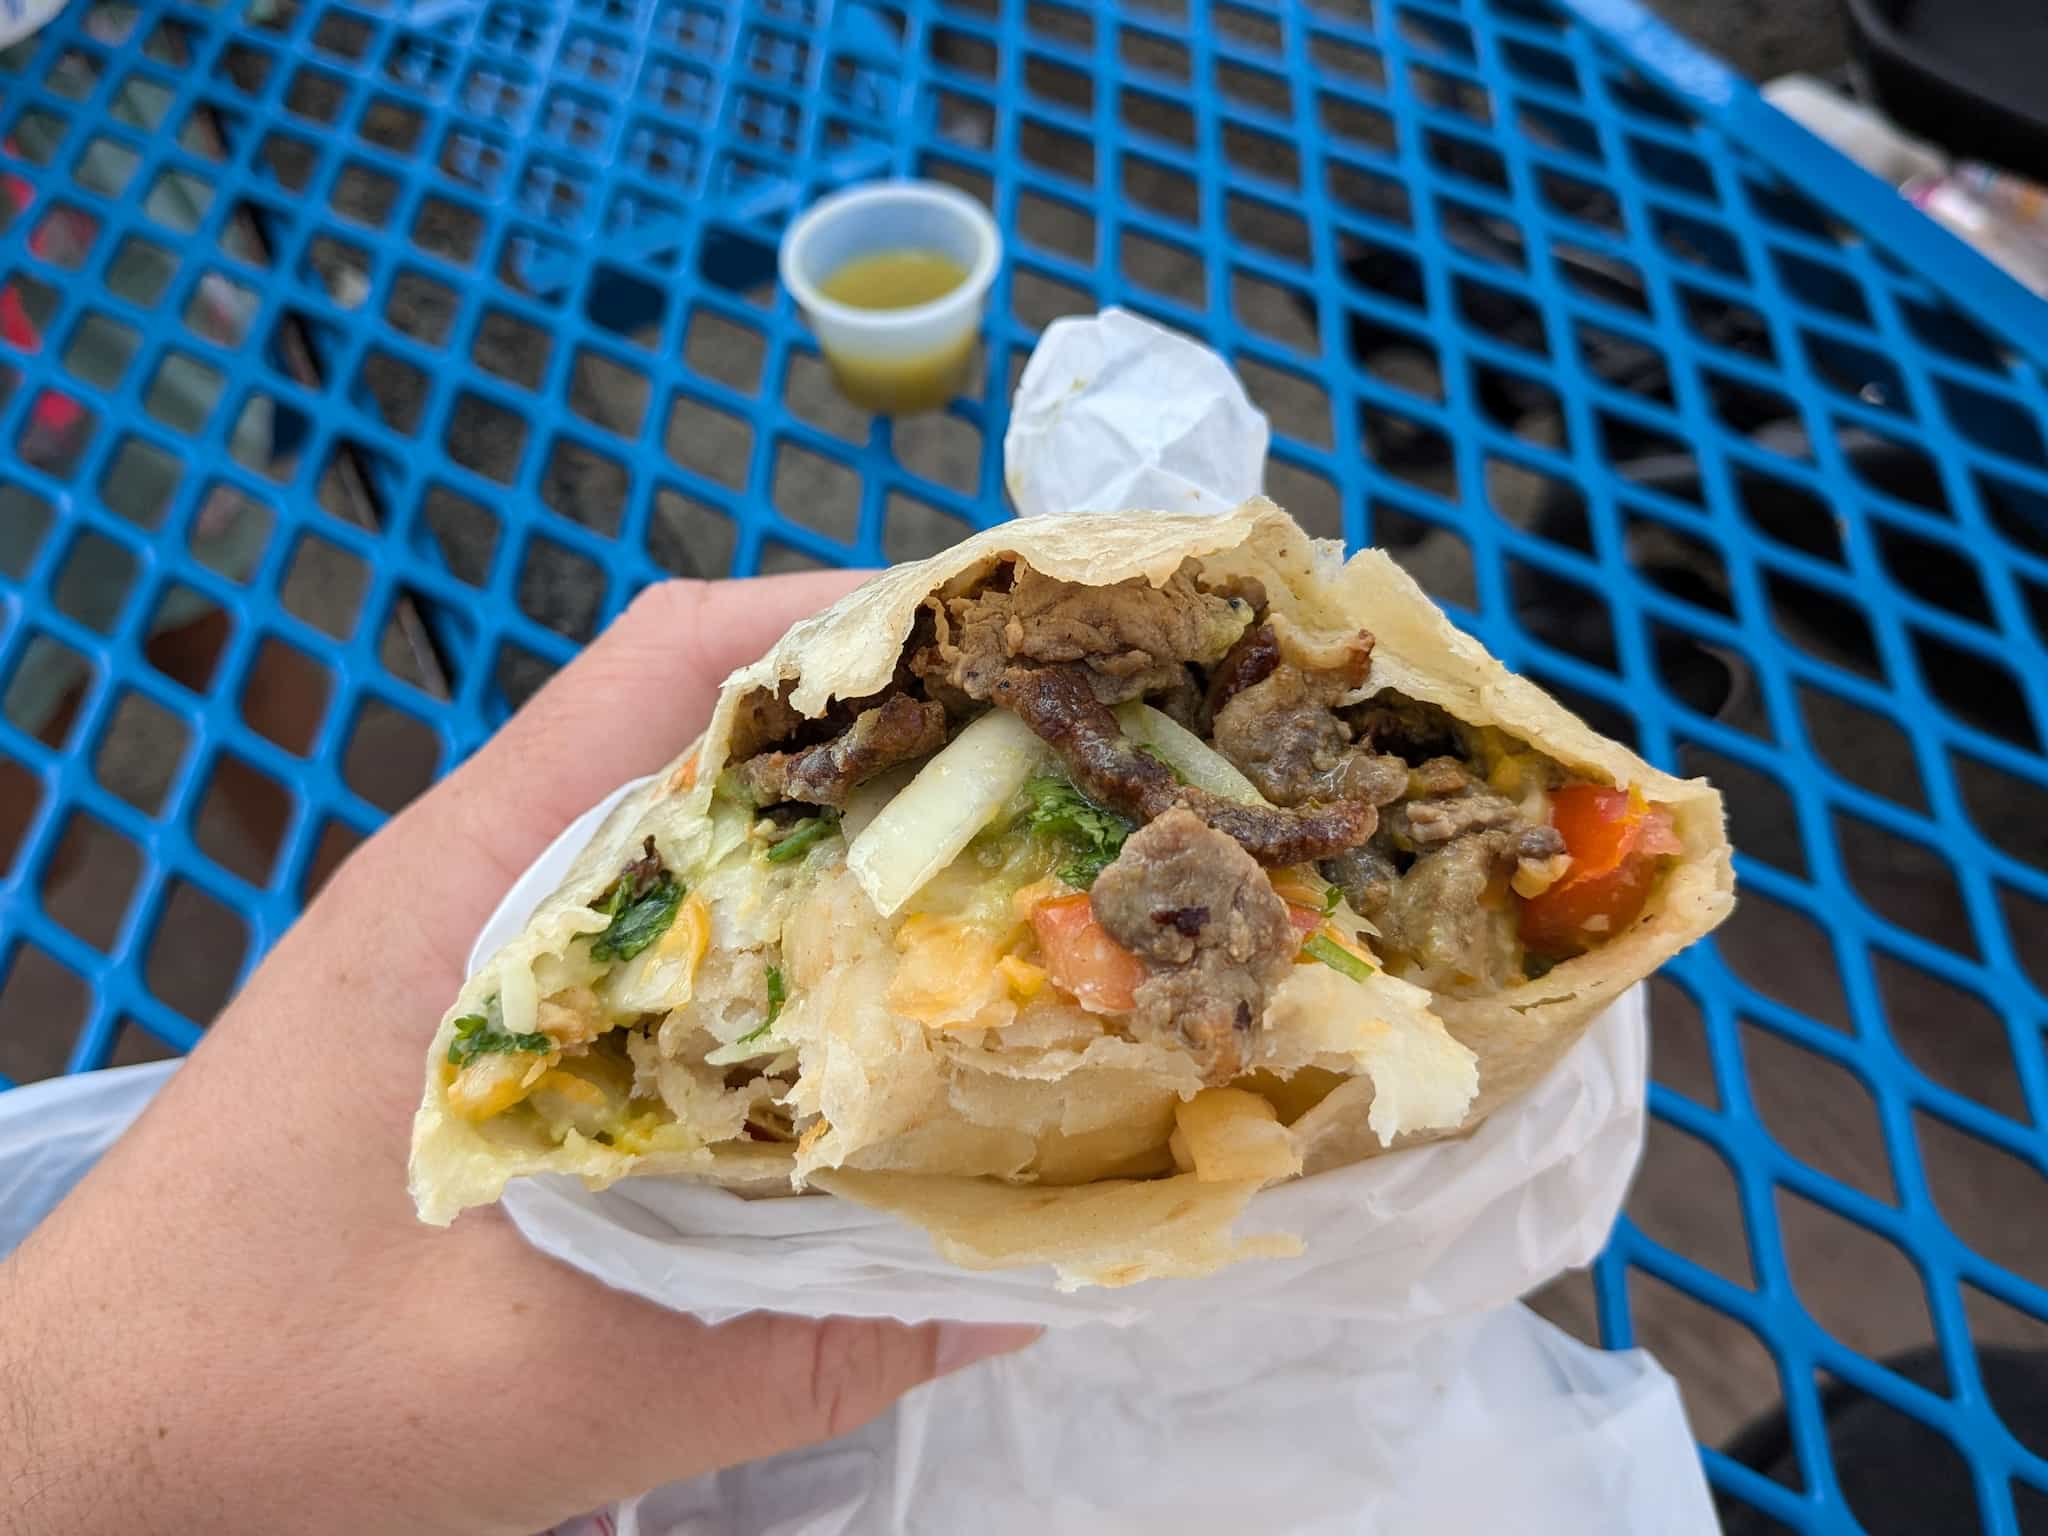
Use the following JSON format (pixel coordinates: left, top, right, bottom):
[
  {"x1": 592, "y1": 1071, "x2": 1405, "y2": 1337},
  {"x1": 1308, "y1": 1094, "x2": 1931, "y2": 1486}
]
[{"x1": 410, "y1": 500, "x2": 1732, "y2": 1286}]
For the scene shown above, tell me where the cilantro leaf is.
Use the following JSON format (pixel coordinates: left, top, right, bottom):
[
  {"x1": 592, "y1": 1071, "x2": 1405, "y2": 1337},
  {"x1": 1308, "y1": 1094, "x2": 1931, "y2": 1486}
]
[
  {"x1": 590, "y1": 873, "x2": 685, "y2": 961},
  {"x1": 586, "y1": 837, "x2": 685, "y2": 962},
  {"x1": 1320, "y1": 884, "x2": 1342, "y2": 918},
  {"x1": 1056, "y1": 850, "x2": 1116, "y2": 889},
  {"x1": 763, "y1": 812, "x2": 840, "y2": 865},
  {"x1": 1017, "y1": 776, "x2": 1132, "y2": 889},
  {"x1": 734, "y1": 964, "x2": 786, "y2": 1048},
  {"x1": 1301, "y1": 932, "x2": 1375, "y2": 983},
  {"x1": 447, "y1": 1003, "x2": 551, "y2": 1068}
]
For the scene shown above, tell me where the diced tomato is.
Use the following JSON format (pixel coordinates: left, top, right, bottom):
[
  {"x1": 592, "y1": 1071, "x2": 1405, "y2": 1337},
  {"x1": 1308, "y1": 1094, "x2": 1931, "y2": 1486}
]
[
  {"x1": 1519, "y1": 785, "x2": 1682, "y2": 956},
  {"x1": 1029, "y1": 893, "x2": 1148, "y2": 1013},
  {"x1": 1284, "y1": 904, "x2": 1325, "y2": 941}
]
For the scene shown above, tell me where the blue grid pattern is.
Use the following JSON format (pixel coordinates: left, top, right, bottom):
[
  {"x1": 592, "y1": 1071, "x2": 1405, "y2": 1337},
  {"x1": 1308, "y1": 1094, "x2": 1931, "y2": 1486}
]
[{"x1": 3, "y1": 0, "x2": 2047, "y2": 1527}]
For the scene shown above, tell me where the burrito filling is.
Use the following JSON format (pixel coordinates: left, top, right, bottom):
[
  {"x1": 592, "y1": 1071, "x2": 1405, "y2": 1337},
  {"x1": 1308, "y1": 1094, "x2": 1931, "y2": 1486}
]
[{"x1": 440, "y1": 557, "x2": 1683, "y2": 1154}]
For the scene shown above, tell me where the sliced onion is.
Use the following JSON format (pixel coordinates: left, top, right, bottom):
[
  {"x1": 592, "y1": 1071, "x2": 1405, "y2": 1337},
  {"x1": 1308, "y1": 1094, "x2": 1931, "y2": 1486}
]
[
  {"x1": 1113, "y1": 702, "x2": 1267, "y2": 806},
  {"x1": 497, "y1": 954, "x2": 540, "y2": 1039},
  {"x1": 847, "y1": 709, "x2": 1046, "y2": 917},
  {"x1": 703, "y1": 1035, "x2": 783, "y2": 1067},
  {"x1": 840, "y1": 760, "x2": 919, "y2": 844}
]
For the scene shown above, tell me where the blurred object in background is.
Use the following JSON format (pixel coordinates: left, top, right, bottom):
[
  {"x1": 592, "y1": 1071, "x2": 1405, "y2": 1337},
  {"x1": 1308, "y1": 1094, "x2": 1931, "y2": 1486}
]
[
  {"x1": 1764, "y1": 73, "x2": 1945, "y2": 183},
  {"x1": 1842, "y1": 0, "x2": 2048, "y2": 184},
  {"x1": 0, "y1": 0, "x2": 66, "y2": 49},
  {"x1": 1907, "y1": 168, "x2": 2048, "y2": 298},
  {"x1": 1768, "y1": 73, "x2": 2048, "y2": 295}
]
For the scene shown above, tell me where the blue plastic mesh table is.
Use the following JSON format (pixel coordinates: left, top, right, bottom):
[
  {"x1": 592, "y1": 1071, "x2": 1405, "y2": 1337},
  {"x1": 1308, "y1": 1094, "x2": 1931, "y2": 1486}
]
[{"x1": 5, "y1": 0, "x2": 2048, "y2": 1527}]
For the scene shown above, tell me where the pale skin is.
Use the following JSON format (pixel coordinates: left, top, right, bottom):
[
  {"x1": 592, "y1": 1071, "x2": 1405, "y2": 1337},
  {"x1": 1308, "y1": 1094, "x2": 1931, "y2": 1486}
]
[{"x1": 0, "y1": 574, "x2": 1039, "y2": 1536}]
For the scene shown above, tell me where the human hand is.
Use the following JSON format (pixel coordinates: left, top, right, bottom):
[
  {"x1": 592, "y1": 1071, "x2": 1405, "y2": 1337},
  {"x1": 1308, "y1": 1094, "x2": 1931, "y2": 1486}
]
[{"x1": 0, "y1": 575, "x2": 1038, "y2": 1536}]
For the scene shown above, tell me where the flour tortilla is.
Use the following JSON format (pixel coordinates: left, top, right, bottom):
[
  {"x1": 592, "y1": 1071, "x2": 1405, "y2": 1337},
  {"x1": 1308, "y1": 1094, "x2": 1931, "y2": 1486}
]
[{"x1": 409, "y1": 499, "x2": 1733, "y2": 1284}]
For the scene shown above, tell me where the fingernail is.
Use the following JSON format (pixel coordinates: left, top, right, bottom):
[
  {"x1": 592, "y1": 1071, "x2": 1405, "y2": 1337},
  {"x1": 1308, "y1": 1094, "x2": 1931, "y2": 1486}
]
[{"x1": 933, "y1": 1322, "x2": 1043, "y2": 1377}]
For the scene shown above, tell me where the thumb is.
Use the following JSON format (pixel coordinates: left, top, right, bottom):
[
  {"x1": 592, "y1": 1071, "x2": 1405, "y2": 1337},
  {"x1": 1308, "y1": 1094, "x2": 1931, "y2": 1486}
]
[{"x1": 754, "y1": 1315, "x2": 1043, "y2": 1451}]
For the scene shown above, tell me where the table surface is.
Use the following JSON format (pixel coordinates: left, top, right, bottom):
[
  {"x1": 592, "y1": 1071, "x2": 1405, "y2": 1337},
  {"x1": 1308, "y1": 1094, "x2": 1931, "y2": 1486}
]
[{"x1": 4, "y1": 0, "x2": 2048, "y2": 1529}]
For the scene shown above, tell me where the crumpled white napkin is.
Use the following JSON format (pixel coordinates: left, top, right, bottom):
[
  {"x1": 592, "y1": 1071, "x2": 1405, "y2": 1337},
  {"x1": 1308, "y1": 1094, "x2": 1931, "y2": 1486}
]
[{"x1": 1003, "y1": 307, "x2": 1269, "y2": 518}]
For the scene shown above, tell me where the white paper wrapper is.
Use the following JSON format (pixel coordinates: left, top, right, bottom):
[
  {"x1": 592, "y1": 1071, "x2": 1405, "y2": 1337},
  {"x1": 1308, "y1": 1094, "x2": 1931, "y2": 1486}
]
[
  {"x1": 482, "y1": 310, "x2": 1718, "y2": 1532},
  {"x1": 1003, "y1": 308, "x2": 1269, "y2": 519},
  {"x1": 604, "y1": 1303, "x2": 1716, "y2": 1536}
]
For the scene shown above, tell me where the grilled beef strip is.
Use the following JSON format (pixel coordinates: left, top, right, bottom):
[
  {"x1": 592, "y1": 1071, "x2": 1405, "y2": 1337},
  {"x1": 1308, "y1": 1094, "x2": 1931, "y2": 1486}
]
[
  {"x1": 914, "y1": 560, "x2": 1254, "y2": 706},
  {"x1": 731, "y1": 694, "x2": 947, "y2": 810},
  {"x1": 991, "y1": 663, "x2": 1379, "y2": 866}
]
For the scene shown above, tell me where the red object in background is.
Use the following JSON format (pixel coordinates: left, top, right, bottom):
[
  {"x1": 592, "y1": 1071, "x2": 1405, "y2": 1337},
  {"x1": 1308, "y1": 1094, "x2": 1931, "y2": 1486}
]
[
  {"x1": 1, "y1": 160, "x2": 40, "y2": 352},
  {"x1": 2, "y1": 145, "x2": 91, "y2": 439},
  {"x1": 1519, "y1": 784, "x2": 1683, "y2": 956}
]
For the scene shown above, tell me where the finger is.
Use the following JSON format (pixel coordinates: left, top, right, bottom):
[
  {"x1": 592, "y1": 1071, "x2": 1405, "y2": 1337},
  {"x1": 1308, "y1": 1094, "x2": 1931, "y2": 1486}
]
[
  {"x1": 372, "y1": 1218, "x2": 1042, "y2": 1526},
  {"x1": 394, "y1": 569, "x2": 869, "y2": 894},
  {"x1": 523, "y1": 1306, "x2": 1043, "y2": 1506},
  {"x1": 470, "y1": 569, "x2": 869, "y2": 830},
  {"x1": 773, "y1": 1316, "x2": 1044, "y2": 1444}
]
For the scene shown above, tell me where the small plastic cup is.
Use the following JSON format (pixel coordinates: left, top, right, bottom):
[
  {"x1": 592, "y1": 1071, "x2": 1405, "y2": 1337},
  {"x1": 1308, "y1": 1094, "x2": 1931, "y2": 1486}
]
[{"x1": 779, "y1": 180, "x2": 1001, "y2": 415}]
